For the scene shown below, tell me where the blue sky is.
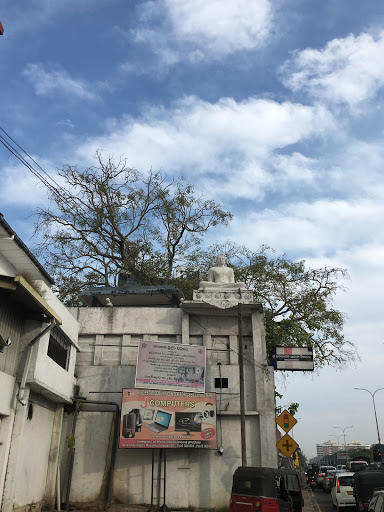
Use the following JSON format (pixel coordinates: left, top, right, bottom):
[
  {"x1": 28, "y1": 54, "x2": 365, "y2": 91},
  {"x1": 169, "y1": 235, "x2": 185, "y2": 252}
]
[{"x1": 2, "y1": 0, "x2": 384, "y2": 459}]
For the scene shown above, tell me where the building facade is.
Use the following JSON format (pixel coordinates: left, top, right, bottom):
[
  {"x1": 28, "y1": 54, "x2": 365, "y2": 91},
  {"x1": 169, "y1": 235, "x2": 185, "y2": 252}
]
[
  {"x1": 61, "y1": 292, "x2": 277, "y2": 508},
  {"x1": 0, "y1": 214, "x2": 278, "y2": 510},
  {"x1": 0, "y1": 214, "x2": 79, "y2": 512},
  {"x1": 316, "y1": 440, "x2": 371, "y2": 461}
]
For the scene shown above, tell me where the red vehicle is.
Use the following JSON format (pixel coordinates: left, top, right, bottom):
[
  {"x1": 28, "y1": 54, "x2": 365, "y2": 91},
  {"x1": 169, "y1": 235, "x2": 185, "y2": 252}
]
[{"x1": 230, "y1": 466, "x2": 304, "y2": 512}]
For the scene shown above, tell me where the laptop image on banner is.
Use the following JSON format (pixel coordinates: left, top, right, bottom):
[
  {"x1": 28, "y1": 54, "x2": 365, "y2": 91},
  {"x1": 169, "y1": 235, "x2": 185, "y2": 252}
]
[{"x1": 145, "y1": 410, "x2": 172, "y2": 433}]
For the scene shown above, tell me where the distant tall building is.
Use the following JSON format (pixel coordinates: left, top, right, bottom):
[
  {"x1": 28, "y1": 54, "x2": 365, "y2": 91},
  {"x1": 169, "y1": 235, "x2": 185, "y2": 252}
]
[{"x1": 316, "y1": 440, "x2": 371, "y2": 461}]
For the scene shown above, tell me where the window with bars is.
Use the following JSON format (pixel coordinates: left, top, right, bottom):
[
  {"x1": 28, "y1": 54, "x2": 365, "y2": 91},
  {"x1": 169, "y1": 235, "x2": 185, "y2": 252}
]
[
  {"x1": 214, "y1": 377, "x2": 228, "y2": 388},
  {"x1": 47, "y1": 327, "x2": 70, "y2": 371}
]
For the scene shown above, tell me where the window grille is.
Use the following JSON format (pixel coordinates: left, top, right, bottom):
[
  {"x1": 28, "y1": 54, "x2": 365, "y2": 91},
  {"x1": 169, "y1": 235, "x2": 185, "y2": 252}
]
[{"x1": 47, "y1": 327, "x2": 70, "y2": 371}]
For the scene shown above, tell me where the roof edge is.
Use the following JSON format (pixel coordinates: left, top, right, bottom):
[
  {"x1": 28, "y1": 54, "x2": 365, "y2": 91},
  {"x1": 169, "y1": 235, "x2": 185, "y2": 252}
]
[{"x1": 0, "y1": 213, "x2": 54, "y2": 285}]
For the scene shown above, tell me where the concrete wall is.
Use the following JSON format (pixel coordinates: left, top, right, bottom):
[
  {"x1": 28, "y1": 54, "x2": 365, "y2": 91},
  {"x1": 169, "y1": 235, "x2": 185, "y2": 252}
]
[
  {"x1": 12, "y1": 399, "x2": 56, "y2": 510},
  {"x1": 62, "y1": 304, "x2": 277, "y2": 508}
]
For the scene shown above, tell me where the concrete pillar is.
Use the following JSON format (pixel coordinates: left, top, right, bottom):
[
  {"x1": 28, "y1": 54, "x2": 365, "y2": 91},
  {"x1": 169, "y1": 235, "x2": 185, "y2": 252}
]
[
  {"x1": 0, "y1": 405, "x2": 16, "y2": 510},
  {"x1": 181, "y1": 310, "x2": 189, "y2": 344},
  {"x1": 44, "y1": 404, "x2": 64, "y2": 505},
  {"x1": 94, "y1": 334, "x2": 104, "y2": 365},
  {"x1": 252, "y1": 311, "x2": 277, "y2": 467},
  {"x1": 2, "y1": 387, "x2": 31, "y2": 512},
  {"x1": 229, "y1": 335, "x2": 238, "y2": 365},
  {"x1": 121, "y1": 334, "x2": 132, "y2": 365}
]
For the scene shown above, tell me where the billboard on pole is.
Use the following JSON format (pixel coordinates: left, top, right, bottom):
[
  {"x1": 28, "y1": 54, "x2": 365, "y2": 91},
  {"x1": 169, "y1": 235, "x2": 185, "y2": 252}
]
[
  {"x1": 119, "y1": 388, "x2": 217, "y2": 449},
  {"x1": 269, "y1": 346, "x2": 314, "y2": 371},
  {"x1": 135, "y1": 340, "x2": 206, "y2": 393}
]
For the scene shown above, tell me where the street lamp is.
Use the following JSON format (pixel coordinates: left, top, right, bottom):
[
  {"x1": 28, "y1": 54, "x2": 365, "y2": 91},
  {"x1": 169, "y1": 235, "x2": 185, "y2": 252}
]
[
  {"x1": 329, "y1": 434, "x2": 343, "y2": 465},
  {"x1": 354, "y1": 387, "x2": 384, "y2": 463},
  {"x1": 333, "y1": 425, "x2": 353, "y2": 460}
]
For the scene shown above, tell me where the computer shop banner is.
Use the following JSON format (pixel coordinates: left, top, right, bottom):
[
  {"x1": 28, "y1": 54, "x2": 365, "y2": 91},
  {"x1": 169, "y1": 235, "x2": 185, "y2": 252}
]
[
  {"x1": 119, "y1": 388, "x2": 217, "y2": 449},
  {"x1": 135, "y1": 340, "x2": 206, "y2": 393}
]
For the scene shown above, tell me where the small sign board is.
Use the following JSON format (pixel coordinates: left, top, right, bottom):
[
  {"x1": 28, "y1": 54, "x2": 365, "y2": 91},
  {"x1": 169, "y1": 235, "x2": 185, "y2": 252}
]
[
  {"x1": 276, "y1": 409, "x2": 297, "y2": 433},
  {"x1": 277, "y1": 433, "x2": 299, "y2": 458},
  {"x1": 269, "y1": 346, "x2": 314, "y2": 371},
  {"x1": 135, "y1": 340, "x2": 206, "y2": 393}
]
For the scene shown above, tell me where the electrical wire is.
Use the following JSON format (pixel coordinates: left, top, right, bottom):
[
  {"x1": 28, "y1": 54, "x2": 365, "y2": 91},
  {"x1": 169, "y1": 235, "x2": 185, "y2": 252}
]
[
  {"x1": 0, "y1": 125, "x2": 271, "y2": 374},
  {"x1": 0, "y1": 126, "x2": 92, "y2": 225}
]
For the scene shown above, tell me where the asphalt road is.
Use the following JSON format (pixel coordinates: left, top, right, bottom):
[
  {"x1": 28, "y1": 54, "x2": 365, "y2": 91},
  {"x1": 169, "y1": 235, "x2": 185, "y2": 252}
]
[{"x1": 310, "y1": 486, "x2": 355, "y2": 512}]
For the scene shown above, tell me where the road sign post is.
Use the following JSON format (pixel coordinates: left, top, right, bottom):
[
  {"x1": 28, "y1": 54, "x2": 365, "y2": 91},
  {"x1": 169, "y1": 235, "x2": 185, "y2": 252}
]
[{"x1": 276, "y1": 409, "x2": 299, "y2": 458}]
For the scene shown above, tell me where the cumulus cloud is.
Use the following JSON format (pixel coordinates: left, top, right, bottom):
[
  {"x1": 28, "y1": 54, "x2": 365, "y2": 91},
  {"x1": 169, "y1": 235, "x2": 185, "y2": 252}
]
[
  {"x1": 224, "y1": 196, "x2": 384, "y2": 256},
  {"x1": 129, "y1": 0, "x2": 273, "y2": 68},
  {"x1": 281, "y1": 31, "x2": 384, "y2": 108},
  {"x1": 75, "y1": 95, "x2": 334, "y2": 193},
  {"x1": 23, "y1": 64, "x2": 98, "y2": 100},
  {"x1": 0, "y1": 160, "x2": 58, "y2": 207}
]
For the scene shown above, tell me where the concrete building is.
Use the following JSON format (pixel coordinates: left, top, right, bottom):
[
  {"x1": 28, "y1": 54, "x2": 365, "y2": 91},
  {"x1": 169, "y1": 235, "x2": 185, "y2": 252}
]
[
  {"x1": 60, "y1": 282, "x2": 277, "y2": 509},
  {"x1": 0, "y1": 214, "x2": 79, "y2": 512},
  {"x1": 316, "y1": 440, "x2": 371, "y2": 461},
  {"x1": 0, "y1": 214, "x2": 278, "y2": 510}
]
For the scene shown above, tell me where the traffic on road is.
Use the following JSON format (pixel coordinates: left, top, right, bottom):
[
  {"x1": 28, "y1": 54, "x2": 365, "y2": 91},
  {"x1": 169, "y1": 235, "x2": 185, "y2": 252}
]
[{"x1": 306, "y1": 462, "x2": 384, "y2": 512}]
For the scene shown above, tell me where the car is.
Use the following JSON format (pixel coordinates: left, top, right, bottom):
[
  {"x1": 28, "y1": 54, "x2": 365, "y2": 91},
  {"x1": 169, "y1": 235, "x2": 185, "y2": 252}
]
[
  {"x1": 323, "y1": 469, "x2": 337, "y2": 492},
  {"x1": 337, "y1": 465, "x2": 347, "y2": 471},
  {"x1": 316, "y1": 465, "x2": 336, "y2": 488},
  {"x1": 368, "y1": 490, "x2": 384, "y2": 512},
  {"x1": 331, "y1": 472, "x2": 355, "y2": 510}
]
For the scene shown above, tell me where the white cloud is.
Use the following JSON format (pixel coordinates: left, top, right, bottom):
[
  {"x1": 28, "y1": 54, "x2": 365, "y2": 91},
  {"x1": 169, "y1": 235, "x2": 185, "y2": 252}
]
[
  {"x1": 165, "y1": 0, "x2": 273, "y2": 54},
  {"x1": 223, "y1": 196, "x2": 384, "y2": 256},
  {"x1": 75, "y1": 95, "x2": 334, "y2": 190},
  {"x1": 130, "y1": 0, "x2": 273, "y2": 67},
  {"x1": 23, "y1": 64, "x2": 98, "y2": 100},
  {"x1": 281, "y1": 31, "x2": 384, "y2": 108},
  {"x1": 0, "y1": 162, "x2": 55, "y2": 207}
]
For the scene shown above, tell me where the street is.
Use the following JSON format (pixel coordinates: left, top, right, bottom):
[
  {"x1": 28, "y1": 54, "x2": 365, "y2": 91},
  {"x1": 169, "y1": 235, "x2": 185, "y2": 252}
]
[{"x1": 310, "y1": 486, "x2": 355, "y2": 512}]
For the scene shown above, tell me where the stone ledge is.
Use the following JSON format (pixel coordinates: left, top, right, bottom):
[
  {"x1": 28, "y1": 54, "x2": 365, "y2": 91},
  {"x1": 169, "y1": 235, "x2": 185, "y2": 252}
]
[{"x1": 192, "y1": 289, "x2": 254, "y2": 309}]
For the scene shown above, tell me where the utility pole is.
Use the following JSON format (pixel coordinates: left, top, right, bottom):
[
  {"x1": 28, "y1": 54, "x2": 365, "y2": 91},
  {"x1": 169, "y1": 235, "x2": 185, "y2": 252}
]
[
  {"x1": 238, "y1": 303, "x2": 247, "y2": 466},
  {"x1": 354, "y1": 388, "x2": 384, "y2": 463}
]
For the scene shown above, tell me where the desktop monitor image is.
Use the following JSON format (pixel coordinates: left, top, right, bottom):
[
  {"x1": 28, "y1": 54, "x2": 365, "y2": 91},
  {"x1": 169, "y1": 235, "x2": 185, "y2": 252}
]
[{"x1": 175, "y1": 412, "x2": 202, "y2": 432}]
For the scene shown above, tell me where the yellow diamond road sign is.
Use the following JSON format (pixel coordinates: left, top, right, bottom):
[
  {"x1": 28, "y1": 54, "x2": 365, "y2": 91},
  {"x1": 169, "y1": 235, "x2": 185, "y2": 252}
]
[
  {"x1": 275, "y1": 409, "x2": 297, "y2": 433},
  {"x1": 277, "y1": 433, "x2": 299, "y2": 458}
]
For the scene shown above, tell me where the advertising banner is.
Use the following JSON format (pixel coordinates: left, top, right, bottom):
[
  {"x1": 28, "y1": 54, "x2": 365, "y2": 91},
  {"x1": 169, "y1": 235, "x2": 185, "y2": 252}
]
[
  {"x1": 119, "y1": 388, "x2": 217, "y2": 449},
  {"x1": 135, "y1": 340, "x2": 206, "y2": 393}
]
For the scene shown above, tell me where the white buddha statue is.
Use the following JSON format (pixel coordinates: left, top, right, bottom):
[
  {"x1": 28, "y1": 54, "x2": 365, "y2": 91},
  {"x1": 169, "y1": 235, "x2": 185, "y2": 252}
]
[{"x1": 199, "y1": 254, "x2": 246, "y2": 290}]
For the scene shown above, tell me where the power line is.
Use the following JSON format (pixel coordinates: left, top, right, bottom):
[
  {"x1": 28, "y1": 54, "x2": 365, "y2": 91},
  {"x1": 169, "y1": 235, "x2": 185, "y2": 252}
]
[{"x1": 0, "y1": 126, "x2": 92, "y2": 224}]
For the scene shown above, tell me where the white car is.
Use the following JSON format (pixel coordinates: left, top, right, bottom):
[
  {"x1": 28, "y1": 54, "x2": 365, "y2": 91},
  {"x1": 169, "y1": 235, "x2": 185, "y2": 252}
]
[{"x1": 331, "y1": 472, "x2": 355, "y2": 510}]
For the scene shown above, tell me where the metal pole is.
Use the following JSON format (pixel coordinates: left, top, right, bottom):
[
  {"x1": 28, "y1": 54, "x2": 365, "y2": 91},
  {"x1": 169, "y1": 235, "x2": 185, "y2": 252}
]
[
  {"x1": 372, "y1": 393, "x2": 383, "y2": 462},
  {"x1": 238, "y1": 303, "x2": 247, "y2": 466},
  {"x1": 354, "y1": 388, "x2": 384, "y2": 463},
  {"x1": 333, "y1": 425, "x2": 353, "y2": 459},
  {"x1": 157, "y1": 449, "x2": 162, "y2": 508}
]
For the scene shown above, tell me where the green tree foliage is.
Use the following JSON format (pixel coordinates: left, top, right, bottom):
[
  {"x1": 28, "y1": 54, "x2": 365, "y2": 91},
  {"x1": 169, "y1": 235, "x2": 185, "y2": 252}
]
[
  {"x1": 33, "y1": 153, "x2": 231, "y2": 305},
  {"x1": 349, "y1": 448, "x2": 373, "y2": 462},
  {"x1": 185, "y1": 243, "x2": 357, "y2": 369}
]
